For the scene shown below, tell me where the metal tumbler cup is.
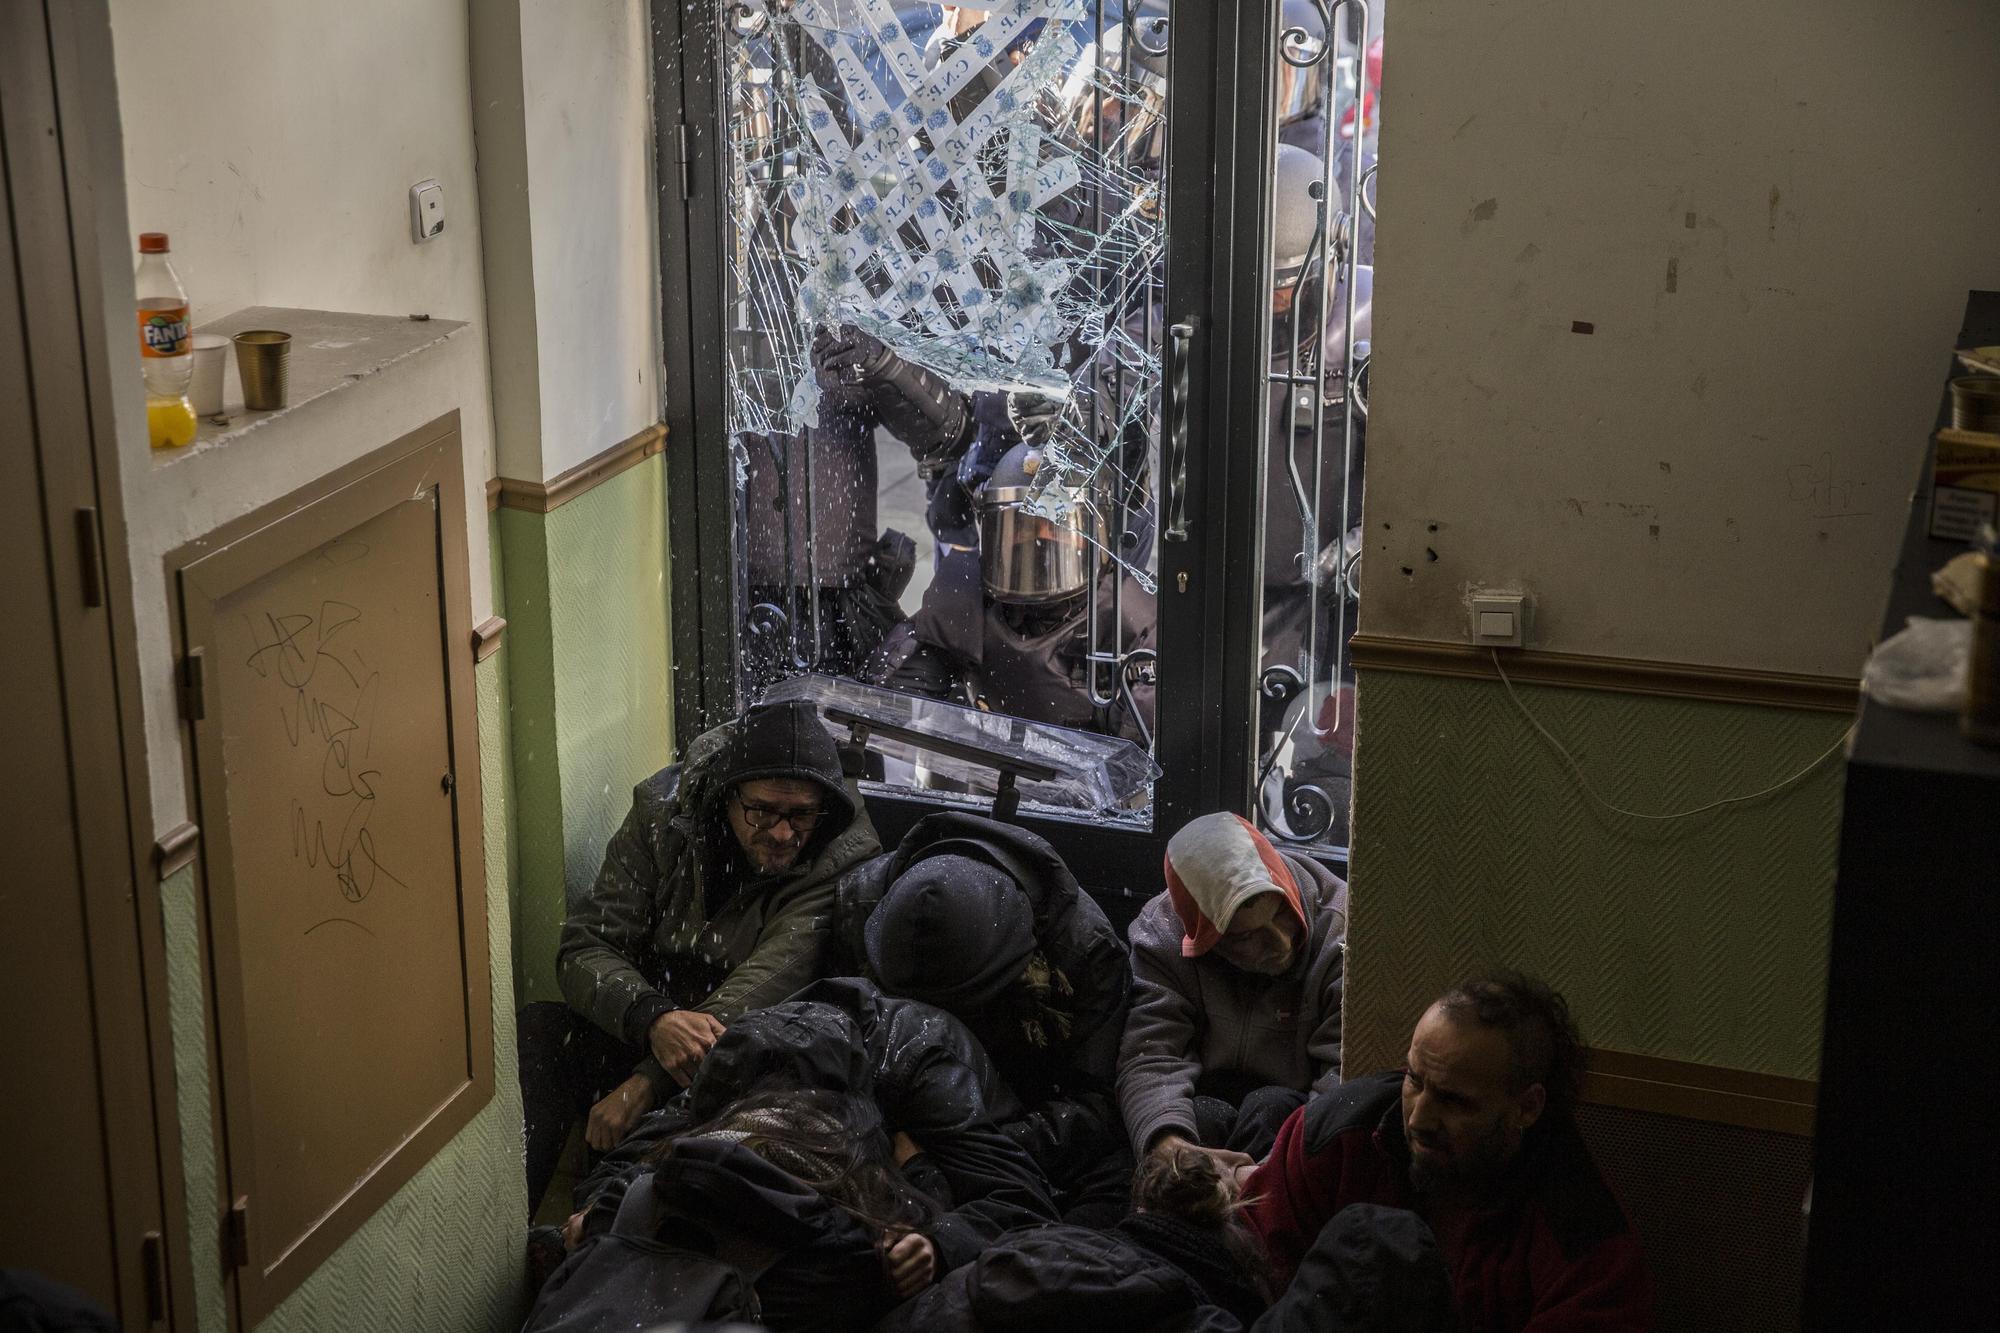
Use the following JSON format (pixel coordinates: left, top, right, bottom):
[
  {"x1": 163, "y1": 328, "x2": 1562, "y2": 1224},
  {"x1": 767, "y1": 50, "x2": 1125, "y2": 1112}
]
[
  {"x1": 232, "y1": 329, "x2": 292, "y2": 411},
  {"x1": 1951, "y1": 376, "x2": 2000, "y2": 434}
]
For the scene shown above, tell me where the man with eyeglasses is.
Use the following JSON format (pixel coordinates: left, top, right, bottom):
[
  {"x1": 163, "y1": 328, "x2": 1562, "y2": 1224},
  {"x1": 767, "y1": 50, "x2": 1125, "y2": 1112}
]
[{"x1": 517, "y1": 699, "x2": 880, "y2": 1215}]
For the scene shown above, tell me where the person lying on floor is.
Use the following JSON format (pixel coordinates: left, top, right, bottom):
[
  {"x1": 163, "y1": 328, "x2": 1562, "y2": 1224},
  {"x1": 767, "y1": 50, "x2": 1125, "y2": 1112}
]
[
  {"x1": 558, "y1": 978, "x2": 1059, "y2": 1281},
  {"x1": 523, "y1": 1090, "x2": 940, "y2": 1333},
  {"x1": 831, "y1": 810, "x2": 1134, "y2": 1222},
  {"x1": 1119, "y1": 812, "x2": 1348, "y2": 1168},
  {"x1": 517, "y1": 699, "x2": 880, "y2": 1212},
  {"x1": 874, "y1": 1138, "x2": 1273, "y2": 1333},
  {"x1": 1239, "y1": 971, "x2": 1652, "y2": 1332}
]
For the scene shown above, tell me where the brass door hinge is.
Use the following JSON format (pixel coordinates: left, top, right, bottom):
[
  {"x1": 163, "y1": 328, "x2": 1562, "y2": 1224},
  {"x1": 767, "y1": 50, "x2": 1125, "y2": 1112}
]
[
  {"x1": 140, "y1": 1230, "x2": 167, "y2": 1323},
  {"x1": 75, "y1": 507, "x2": 104, "y2": 607},
  {"x1": 223, "y1": 1196, "x2": 249, "y2": 1269},
  {"x1": 178, "y1": 648, "x2": 206, "y2": 722}
]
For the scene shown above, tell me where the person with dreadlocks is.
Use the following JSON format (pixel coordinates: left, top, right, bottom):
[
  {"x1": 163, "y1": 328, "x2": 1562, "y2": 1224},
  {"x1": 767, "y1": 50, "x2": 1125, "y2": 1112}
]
[
  {"x1": 831, "y1": 810, "x2": 1135, "y2": 1224},
  {"x1": 516, "y1": 700, "x2": 881, "y2": 1214},
  {"x1": 1239, "y1": 971, "x2": 1652, "y2": 1332}
]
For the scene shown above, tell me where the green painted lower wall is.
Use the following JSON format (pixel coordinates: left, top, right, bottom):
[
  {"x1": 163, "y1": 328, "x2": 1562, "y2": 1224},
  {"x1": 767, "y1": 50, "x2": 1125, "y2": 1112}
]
[
  {"x1": 498, "y1": 453, "x2": 673, "y2": 1005},
  {"x1": 161, "y1": 649, "x2": 527, "y2": 1332},
  {"x1": 160, "y1": 865, "x2": 226, "y2": 1333},
  {"x1": 1343, "y1": 669, "x2": 1847, "y2": 1082}
]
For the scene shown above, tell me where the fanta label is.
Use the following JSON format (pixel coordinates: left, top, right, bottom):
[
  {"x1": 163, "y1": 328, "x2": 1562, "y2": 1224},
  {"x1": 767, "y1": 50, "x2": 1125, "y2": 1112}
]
[{"x1": 139, "y1": 304, "x2": 190, "y2": 357}]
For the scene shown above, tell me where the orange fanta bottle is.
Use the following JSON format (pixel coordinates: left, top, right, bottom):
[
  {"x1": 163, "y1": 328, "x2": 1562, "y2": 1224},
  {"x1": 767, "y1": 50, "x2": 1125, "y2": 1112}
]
[{"x1": 136, "y1": 232, "x2": 196, "y2": 448}]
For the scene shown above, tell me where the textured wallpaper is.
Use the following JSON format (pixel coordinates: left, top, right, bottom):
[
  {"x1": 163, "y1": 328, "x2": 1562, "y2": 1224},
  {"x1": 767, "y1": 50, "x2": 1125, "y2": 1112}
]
[
  {"x1": 1343, "y1": 669, "x2": 1847, "y2": 1082},
  {"x1": 498, "y1": 454, "x2": 674, "y2": 1005},
  {"x1": 161, "y1": 652, "x2": 527, "y2": 1332}
]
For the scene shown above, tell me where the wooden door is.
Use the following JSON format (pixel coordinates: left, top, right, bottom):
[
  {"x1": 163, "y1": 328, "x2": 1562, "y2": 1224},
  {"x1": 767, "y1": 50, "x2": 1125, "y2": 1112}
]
[{"x1": 0, "y1": 1, "x2": 188, "y2": 1326}]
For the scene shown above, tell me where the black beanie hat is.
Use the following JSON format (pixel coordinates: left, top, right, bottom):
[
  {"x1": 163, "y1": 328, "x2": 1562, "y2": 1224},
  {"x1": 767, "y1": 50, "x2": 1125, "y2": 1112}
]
[
  {"x1": 715, "y1": 700, "x2": 855, "y2": 834},
  {"x1": 864, "y1": 853, "x2": 1037, "y2": 1013}
]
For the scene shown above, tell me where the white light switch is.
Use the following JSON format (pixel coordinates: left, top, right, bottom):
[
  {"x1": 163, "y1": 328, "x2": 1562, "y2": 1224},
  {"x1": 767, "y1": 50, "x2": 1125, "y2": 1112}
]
[
  {"x1": 1470, "y1": 593, "x2": 1529, "y2": 647},
  {"x1": 409, "y1": 179, "x2": 445, "y2": 243}
]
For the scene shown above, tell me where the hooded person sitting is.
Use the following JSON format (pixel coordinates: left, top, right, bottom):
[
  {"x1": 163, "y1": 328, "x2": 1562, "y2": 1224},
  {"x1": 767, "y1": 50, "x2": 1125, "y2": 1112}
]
[
  {"x1": 517, "y1": 700, "x2": 880, "y2": 1213},
  {"x1": 831, "y1": 812, "x2": 1133, "y2": 1217},
  {"x1": 1118, "y1": 812, "x2": 1348, "y2": 1167}
]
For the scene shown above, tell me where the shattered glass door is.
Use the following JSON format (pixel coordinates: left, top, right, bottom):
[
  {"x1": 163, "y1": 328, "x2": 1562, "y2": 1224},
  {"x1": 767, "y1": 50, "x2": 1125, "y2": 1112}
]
[
  {"x1": 716, "y1": 1, "x2": 1172, "y2": 822},
  {"x1": 1253, "y1": 0, "x2": 1378, "y2": 851}
]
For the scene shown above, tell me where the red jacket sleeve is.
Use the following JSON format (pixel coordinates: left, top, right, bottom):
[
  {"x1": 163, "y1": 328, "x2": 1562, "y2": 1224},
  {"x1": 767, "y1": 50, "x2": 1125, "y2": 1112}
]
[
  {"x1": 1522, "y1": 1227, "x2": 1653, "y2": 1332},
  {"x1": 1241, "y1": 1102, "x2": 1339, "y2": 1287}
]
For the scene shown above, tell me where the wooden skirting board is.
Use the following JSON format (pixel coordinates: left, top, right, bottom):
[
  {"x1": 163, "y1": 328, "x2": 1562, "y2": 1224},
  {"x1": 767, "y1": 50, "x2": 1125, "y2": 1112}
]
[
  {"x1": 487, "y1": 423, "x2": 667, "y2": 515},
  {"x1": 1349, "y1": 632, "x2": 1859, "y2": 714},
  {"x1": 154, "y1": 821, "x2": 200, "y2": 879},
  {"x1": 471, "y1": 616, "x2": 507, "y2": 663},
  {"x1": 1581, "y1": 1046, "x2": 1816, "y2": 1137}
]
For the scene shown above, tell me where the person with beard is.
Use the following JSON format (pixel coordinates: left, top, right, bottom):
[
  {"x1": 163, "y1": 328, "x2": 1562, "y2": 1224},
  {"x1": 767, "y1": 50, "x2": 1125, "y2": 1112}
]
[
  {"x1": 516, "y1": 701, "x2": 881, "y2": 1214},
  {"x1": 1239, "y1": 972, "x2": 1652, "y2": 1332},
  {"x1": 1119, "y1": 813, "x2": 1348, "y2": 1166}
]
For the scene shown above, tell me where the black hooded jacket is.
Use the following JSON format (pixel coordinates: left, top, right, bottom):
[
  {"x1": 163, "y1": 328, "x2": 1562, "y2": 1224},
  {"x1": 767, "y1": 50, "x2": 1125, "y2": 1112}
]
[
  {"x1": 833, "y1": 813, "x2": 1133, "y2": 1179},
  {"x1": 873, "y1": 1211, "x2": 1267, "y2": 1333},
  {"x1": 571, "y1": 978, "x2": 1058, "y2": 1272},
  {"x1": 556, "y1": 701, "x2": 881, "y2": 1089},
  {"x1": 526, "y1": 1137, "x2": 899, "y2": 1333}
]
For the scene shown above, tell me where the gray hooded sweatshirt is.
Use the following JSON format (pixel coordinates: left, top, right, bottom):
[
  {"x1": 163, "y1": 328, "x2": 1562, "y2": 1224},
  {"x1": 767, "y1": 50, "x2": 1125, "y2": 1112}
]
[{"x1": 1116, "y1": 814, "x2": 1347, "y2": 1153}]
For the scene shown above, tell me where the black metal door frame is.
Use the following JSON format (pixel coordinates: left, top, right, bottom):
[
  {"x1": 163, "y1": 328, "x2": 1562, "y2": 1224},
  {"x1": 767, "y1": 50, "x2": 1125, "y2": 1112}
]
[{"x1": 652, "y1": 0, "x2": 1283, "y2": 894}]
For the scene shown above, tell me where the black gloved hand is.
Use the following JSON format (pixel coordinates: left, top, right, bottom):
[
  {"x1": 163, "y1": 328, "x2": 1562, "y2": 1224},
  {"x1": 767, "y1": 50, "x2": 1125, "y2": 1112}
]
[
  {"x1": 1004, "y1": 390, "x2": 1064, "y2": 447},
  {"x1": 810, "y1": 325, "x2": 874, "y2": 419},
  {"x1": 811, "y1": 323, "x2": 885, "y2": 385},
  {"x1": 811, "y1": 323, "x2": 972, "y2": 475}
]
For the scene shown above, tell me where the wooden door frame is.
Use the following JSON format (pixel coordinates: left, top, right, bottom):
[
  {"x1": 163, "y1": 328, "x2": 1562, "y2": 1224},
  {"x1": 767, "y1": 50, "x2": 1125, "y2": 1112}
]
[{"x1": 2, "y1": 0, "x2": 195, "y2": 1327}]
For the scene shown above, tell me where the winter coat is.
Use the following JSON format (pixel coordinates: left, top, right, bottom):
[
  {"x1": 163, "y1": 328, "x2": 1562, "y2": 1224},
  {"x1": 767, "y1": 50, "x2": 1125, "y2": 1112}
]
[
  {"x1": 557, "y1": 703, "x2": 881, "y2": 1089},
  {"x1": 833, "y1": 812, "x2": 1133, "y2": 1178},
  {"x1": 1118, "y1": 851, "x2": 1347, "y2": 1153},
  {"x1": 873, "y1": 1212, "x2": 1267, "y2": 1333},
  {"x1": 570, "y1": 979, "x2": 1057, "y2": 1273},
  {"x1": 1242, "y1": 1073, "x2": 1652, "y2": 1332},
  {"x1": 526, "y1": 1137, "x2": 899, "y2": 1333}
]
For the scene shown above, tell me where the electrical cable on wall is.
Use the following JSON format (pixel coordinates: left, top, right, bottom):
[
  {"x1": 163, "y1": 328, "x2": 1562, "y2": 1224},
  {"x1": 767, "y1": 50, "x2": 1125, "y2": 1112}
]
[{"x1": 1490, "y1": 650, "x2": 1854, "y2": 822}]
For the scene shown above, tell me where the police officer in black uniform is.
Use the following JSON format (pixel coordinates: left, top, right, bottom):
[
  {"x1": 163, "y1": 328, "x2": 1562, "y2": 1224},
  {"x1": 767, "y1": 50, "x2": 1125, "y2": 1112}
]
[{"x1": 862, "y1": 438, "x2": 1155, "y2": 744}]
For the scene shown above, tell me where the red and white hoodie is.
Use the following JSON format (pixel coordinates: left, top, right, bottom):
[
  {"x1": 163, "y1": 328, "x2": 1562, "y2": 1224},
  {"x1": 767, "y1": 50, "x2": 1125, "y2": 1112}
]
[{"x1": 1163, "y1": 812, "x2": 1310, "y2": 957}]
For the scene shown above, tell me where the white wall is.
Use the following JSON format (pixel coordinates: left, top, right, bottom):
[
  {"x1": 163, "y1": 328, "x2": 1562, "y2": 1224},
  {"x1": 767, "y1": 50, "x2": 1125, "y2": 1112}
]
[
  {"x1": 475, "y1": 0, "x2": 662, "y2": 481},
  {"x1": 109, "y1": 0, "x2": 499, "y2": 828},
  {"x1": 1360, "y1": 0, "x2": 2000, "y2": 678},
  {"x1": 522, "y1": 0, "x2": 661, "y2": 473}
]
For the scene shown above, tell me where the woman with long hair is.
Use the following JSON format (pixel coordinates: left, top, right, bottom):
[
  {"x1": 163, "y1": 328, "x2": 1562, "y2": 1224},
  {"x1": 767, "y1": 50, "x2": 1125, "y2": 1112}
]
[{"x1": 526, "y1": 1089, "x2": 940, "y2": 1333}]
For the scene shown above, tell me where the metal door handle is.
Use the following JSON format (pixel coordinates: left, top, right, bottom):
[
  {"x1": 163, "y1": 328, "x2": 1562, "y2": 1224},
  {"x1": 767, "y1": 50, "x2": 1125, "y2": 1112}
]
[{"x1": 1163, "y1": 321, "x2": 1196, "y2": 542}]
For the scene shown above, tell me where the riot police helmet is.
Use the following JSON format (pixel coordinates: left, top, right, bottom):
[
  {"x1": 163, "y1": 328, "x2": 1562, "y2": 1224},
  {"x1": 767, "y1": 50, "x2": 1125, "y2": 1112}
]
[
  {"x1": 978, "y1": 442, "x2": 1107, "y2": 605},
  {"x1": 1126, "y1": 0, "x2": 1170, "y2": 79}
]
